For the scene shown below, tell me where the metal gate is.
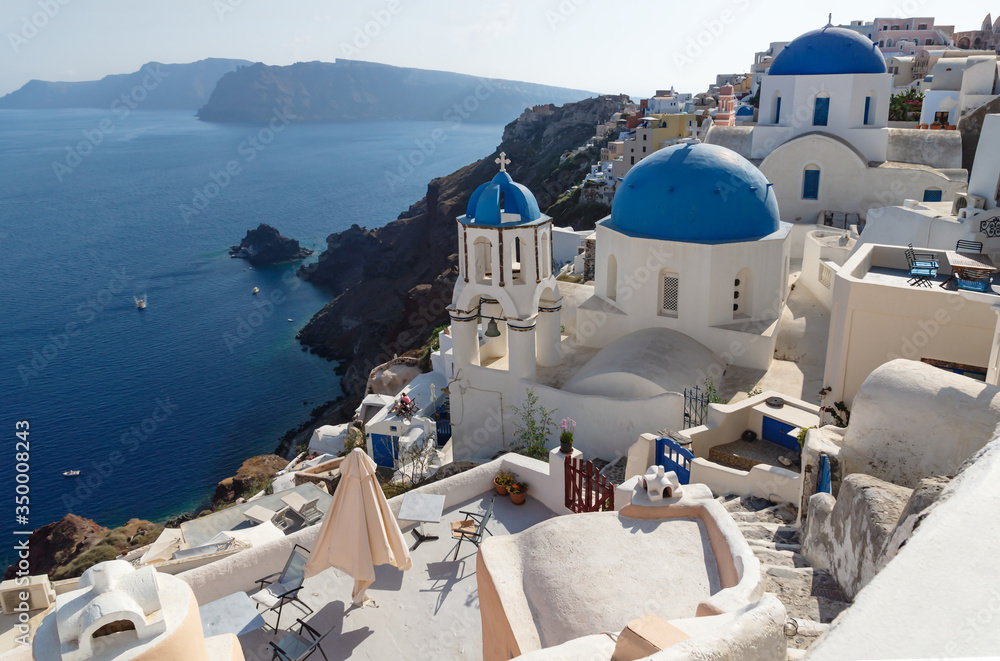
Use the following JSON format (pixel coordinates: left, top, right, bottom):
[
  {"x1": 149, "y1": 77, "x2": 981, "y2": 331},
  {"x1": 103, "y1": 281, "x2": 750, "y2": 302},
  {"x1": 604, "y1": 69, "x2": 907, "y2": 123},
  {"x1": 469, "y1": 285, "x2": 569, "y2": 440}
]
[
  {"x1": 655, "y1": 436, "x2": 694, "y2": 484},
  {"x1": 683, "y1": 386, "x2": 709, "y2": 428},
  {"x1": 564, "y1": 456, "x2": 615, "y2": 513}
]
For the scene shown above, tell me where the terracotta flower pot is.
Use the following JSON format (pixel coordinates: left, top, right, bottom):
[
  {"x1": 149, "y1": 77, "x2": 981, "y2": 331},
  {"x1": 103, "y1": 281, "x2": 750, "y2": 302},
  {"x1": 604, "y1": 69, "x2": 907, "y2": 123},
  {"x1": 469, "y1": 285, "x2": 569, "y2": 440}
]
[
  {"x1": 494, "y1": 479, "x2": 508, "y2": 496},
  {"x1": 510, "y1": 492, "x2": 526, "y2": 505}
]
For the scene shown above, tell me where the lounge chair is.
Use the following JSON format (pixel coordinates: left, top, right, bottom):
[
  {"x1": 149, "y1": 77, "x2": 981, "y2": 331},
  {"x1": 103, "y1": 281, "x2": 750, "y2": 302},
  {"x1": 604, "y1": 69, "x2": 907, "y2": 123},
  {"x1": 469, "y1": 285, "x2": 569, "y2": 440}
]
[
  {"x1": 244, "y1": 504, "x2": 290, "y2": 527},
  {"x1": 270, "y1": 618, "x2": 333, "y2": 661},
  {"x1": 450, "y1": 496, "x2": 494, "y2": 561},
  {"x1": 252, "y1": 544, "x2": 314, "y2": 630},
  {"x1": 281, "y1": 493, "x2": 323, "y2": 526}
]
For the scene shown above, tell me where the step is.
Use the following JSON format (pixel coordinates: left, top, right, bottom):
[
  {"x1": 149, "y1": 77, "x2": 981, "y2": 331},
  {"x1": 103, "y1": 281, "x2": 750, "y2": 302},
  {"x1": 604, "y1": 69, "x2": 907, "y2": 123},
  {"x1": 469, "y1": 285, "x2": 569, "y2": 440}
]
[
  {"x1": 747, "y1": 540, "x2": 803, "y2": 553},
  {"x1": 737, "y1": 521, "x2": 801, "y2": 545},
  {"x1": 750, "y1": 548, "x2": 810, "y2": 569}
]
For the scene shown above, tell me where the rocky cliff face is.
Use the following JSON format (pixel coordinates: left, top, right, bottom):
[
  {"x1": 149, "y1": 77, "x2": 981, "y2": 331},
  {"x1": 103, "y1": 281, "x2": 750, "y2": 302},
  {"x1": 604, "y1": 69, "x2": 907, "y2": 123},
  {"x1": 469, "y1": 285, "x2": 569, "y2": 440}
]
[
  {"x1": 3, "y1": 515, "x2": 161, "y2": 581},
  {"x1": 295, "y1": 95, "x2": 628, "y2": 412},
  {"x1": 197, "y1": 59, "x2": 596, "y2": 124},
  {"x1": 230, "y1": 223, "x2": 312, "y2": 266},
  {"x1": 213, "y1": 454, "x2": 288, "y2": 505}
]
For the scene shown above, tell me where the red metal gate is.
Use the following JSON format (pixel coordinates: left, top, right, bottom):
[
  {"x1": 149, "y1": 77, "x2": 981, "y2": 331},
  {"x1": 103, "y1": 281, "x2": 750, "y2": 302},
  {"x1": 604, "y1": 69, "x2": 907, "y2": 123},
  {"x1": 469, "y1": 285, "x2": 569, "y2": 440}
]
[{"x1": 564, "y1": 456, "x2": 615, "y2": 513}]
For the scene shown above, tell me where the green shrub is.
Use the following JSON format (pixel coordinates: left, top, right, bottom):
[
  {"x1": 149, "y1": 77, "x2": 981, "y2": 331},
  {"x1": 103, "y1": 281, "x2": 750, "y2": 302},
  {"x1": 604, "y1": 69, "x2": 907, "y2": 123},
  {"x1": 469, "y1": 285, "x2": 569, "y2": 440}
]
[{"x1": 53, "y1": 545, "x2": 120, "y2": 580}]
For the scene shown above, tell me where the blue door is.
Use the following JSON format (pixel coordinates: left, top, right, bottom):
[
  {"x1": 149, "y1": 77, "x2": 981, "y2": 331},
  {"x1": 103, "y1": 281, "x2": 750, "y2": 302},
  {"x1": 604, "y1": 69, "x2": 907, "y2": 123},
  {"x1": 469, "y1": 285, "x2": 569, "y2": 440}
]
[
  {"x1": 813, "y1": 97, "x2": 830, "y2": 126},
  {"x1": 370, "y1": 434, "x2": 397, "y2": 468},
  {"x1": 656, "y1": 437, "x2": 694, "y2": 484},
  {"x1": 762, "y1": 417, "x2": 800, "y2": 453},
  {"x1": 803, "y1": 169, "x2": 820, "y2": 200}
]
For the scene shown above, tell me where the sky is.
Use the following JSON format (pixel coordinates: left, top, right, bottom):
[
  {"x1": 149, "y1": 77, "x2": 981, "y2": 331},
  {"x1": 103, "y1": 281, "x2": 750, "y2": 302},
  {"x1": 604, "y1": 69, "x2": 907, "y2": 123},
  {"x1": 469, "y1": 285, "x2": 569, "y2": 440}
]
[{"x1": 0, "y1": 0, "x2": 993, "y2": 98}]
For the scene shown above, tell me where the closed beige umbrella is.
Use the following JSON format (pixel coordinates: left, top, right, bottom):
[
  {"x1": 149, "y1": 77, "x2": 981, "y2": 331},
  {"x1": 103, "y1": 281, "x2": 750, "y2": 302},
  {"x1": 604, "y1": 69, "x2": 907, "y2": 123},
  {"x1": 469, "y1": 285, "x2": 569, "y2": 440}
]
[{"x1": 303, "y1": 448, "x2": 412, "y2": 605}]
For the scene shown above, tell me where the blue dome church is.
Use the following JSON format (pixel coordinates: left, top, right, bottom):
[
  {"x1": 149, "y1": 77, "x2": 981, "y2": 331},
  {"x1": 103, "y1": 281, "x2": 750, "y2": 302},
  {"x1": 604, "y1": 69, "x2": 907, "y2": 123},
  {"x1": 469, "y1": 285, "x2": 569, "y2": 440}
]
[
  {"x1": 705, "y1": 22, "x2": 966, "y2": 256},
  {"x1": 572, "y1": 142, "x2": 791, "y2": 372}
]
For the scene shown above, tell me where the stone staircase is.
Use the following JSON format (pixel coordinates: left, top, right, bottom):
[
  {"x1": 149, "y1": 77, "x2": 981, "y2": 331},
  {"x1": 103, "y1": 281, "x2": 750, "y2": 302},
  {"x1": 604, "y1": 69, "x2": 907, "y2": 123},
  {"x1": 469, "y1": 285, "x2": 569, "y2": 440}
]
[{"x1": 716, "y1": 494, "x2": 851, "y2": 658}]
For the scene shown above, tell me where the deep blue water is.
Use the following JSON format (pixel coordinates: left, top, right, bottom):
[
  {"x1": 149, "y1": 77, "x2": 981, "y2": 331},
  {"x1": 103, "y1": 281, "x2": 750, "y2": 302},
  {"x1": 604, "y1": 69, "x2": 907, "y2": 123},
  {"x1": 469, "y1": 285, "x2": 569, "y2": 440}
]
[{"x1": 0, "y1": 110, "x2": 503, "y2": 556}]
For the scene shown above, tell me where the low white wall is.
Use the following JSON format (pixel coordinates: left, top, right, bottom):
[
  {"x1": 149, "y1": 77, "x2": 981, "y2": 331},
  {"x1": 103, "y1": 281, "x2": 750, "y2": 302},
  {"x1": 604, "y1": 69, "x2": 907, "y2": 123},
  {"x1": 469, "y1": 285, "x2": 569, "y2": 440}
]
[
  {"x1": 176, "y1": 454, "x2": 566, "y2": 605},
  {"x1": 690, "y1": 459, "x2": 802, "y2": 505}
]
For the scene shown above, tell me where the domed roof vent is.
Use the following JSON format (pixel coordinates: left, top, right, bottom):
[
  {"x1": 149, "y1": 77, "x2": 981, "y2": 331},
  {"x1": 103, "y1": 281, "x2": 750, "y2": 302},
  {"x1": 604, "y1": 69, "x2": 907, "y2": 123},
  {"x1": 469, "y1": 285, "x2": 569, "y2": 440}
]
[
  {"x1": 769, "y1": 26, "x2": 887, "y2": 76},
  {"x1": 607, "y1": 143, "x2": 780, "y2": 244},
  {"x1": 464, "y1": 152, "x2": 542, "y2": 226}
]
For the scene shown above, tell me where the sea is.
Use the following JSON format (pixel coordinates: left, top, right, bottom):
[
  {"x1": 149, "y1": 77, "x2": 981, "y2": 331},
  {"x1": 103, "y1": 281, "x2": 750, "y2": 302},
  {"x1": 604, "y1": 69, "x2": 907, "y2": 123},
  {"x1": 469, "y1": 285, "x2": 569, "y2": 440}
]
[{"x1": 0, "y1": 109, "x2": 504, "y2": 562}]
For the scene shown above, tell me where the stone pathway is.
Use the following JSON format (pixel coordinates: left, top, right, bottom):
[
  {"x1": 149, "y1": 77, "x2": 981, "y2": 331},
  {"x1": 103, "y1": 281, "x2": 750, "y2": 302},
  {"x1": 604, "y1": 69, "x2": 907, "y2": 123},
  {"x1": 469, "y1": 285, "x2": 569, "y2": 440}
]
[{"x1": 715, "y1": 494, "x2": 851, "y2": 658}]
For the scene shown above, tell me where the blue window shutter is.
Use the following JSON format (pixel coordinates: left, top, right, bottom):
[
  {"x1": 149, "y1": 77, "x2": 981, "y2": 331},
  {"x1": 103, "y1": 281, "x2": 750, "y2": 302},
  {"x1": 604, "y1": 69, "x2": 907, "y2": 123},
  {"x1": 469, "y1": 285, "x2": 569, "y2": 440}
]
[
  {"x1": 864, "y1": 96, "x2": 871, "y2": 125},
  {"x1": 813, "y1": 97, "x2": 830, "y2": 126},
  {"x1": 923, "y1": 189, "x2": 943, "y2": 202},
  {"x1": 775, "y1": 97, "x2": 782, "y2": 123},
  {"x1": 803, "y1": 170, "x2": 820, "y2": 199}
]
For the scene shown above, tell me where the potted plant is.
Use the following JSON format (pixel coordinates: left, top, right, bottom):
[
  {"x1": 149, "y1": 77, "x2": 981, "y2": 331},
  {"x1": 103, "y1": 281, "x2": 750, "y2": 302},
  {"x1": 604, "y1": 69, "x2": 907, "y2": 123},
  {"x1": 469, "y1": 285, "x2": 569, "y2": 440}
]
[
  {"x1": 494, "y1": 468, "x2": 516, "y2": 496},
  {"x1": 559, "y1": 417, "x2": 576, "y2": 454},
  {"x1": 508, "y1": 481, "x2": 528, "y2": 505}
]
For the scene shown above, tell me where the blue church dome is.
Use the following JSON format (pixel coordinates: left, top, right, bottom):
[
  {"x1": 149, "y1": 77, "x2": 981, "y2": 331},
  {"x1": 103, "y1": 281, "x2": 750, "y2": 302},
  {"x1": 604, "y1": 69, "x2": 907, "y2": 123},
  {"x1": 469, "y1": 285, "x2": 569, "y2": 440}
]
[
  {"x1": 607, "y1": 143, "x2": 780, "y2": 244},
  {"x1": 736, "y1": 105, "x2": 754, "y2": 116},
  {"x1": 464, "y1": 170, "x2": 542, "y2": 226},
  {"x1": 769, "y1": 26, "x2": 887, "y2": 76}
]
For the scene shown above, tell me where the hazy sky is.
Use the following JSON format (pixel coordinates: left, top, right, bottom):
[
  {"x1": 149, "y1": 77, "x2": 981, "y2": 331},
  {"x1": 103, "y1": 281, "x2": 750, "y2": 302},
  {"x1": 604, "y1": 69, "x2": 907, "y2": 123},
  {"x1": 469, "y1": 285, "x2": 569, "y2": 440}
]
[{"x1": 0, "y1": 0, "x2": 993, "y2": 98}]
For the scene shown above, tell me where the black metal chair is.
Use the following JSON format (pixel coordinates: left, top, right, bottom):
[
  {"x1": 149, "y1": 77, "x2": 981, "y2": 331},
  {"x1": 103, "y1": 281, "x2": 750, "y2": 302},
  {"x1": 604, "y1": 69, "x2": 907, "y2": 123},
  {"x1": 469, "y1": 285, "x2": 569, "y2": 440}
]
[
  {"x1": 956, "y1": 239, "x2": 983, "y2": 253},
  {"x1": 252, "y1": 544, "x2": 314, "y2": 631},
  {"x1": 450, "y1": 496, "x2": 494, "y2": 561},
  {"x1": 270, "y1": 618, "x2": 333, "y2": 661},
  {"x1": 906, "y1": 244, "x2": 939, "y2": 269}
]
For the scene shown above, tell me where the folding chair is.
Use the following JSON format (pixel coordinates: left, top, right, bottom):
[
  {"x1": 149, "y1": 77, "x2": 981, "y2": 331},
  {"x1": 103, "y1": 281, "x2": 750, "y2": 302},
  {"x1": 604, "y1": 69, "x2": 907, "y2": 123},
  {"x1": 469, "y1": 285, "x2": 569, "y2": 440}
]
[
  {"x1": 450, "y1": 496, "x2": 494, "y2": 561},
  {"x1": 252, "y1": 544, "x2": 314, "y2": 630}
]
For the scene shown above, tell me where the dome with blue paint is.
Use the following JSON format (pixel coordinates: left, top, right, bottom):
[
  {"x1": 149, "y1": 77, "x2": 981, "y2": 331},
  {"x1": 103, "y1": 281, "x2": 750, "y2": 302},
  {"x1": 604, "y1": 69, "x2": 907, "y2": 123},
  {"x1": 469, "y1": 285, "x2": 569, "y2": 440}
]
[
  {"x1": 463, "y1": 170, "x2": 542, "y2": 226},
  {"x1": 607, "y1": 143, "x2": 780, "y2": 244},
  {"x1": 769, "y1": 26, "x2": 887, "y2": 76},
  {"x1": 736, "y1": 105, "x2": 754, "y2": 117}
]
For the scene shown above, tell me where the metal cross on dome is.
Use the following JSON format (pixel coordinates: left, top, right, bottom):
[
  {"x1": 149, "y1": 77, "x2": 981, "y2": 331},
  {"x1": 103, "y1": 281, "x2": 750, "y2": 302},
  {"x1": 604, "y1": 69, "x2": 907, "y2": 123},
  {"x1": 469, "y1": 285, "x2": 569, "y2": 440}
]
[{"x1": 495, "y1": 152, "x2": 511, "y2": 172}]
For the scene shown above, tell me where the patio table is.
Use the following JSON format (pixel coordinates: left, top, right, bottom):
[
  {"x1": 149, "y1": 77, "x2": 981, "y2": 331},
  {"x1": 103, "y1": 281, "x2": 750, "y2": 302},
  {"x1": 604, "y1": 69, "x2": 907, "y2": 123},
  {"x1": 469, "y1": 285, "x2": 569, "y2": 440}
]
[
  {"x1": 398, "y1": 492, "x2": 446, "y2": 550},
  {"x1": 943, "y1": 251, "x2": 997, "y2": 291}
]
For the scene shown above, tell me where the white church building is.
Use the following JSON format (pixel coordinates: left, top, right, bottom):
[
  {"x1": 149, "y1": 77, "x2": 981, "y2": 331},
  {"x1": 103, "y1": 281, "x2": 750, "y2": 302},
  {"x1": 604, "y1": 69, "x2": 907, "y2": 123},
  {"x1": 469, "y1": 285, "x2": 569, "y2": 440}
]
[
  {"x1": 437, "y1": 145, "x2": 791, "y2": 461},
  {"x1": 706, "y1": 24, "x2": 968, "y2": 254}
]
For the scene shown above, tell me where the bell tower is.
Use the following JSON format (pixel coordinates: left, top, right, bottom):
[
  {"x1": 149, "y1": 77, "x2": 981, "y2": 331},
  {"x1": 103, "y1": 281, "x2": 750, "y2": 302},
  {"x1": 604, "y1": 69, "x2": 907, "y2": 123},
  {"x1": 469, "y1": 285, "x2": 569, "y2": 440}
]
[{"x1": 448, "y1": 153, "x2": 562, "y2": 381}]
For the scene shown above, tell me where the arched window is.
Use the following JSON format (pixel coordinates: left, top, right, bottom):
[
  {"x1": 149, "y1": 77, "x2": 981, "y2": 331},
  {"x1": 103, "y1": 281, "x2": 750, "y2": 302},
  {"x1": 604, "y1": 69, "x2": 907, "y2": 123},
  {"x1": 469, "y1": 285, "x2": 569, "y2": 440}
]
[
  {"x1": 885, "y1": 38, "x2": 894, "y2": 47},
  {"x1": 513, "y1": 237, "x2": 526, "y2": 284},
  {"x1": 802, "y1": 165, "x2": 820, "y2": 200},
  {"x1": 813, "y1": 92, "x2": 830, "y2": 126},
  {"x1": 606, "y1": 254, "x2": 618, "y2": 301},
  {"x1": 473, "y1": 236, "x2": 493, "y2": 284},
  {"x1": 864, "y1": 93, "x2": 875, "y2": 125},
  {"x1": 733, "y1": 268, "x2": 753, "y2": 319},
  {"x1": 922, "y1": 188, "x2": 943, "y2": 202},
  {"x1": 658, "y1": 268, "x2": 679, "y2": 317},
  {"x1": 772, "y1": 92, "x2": 782, "y2": 124}
]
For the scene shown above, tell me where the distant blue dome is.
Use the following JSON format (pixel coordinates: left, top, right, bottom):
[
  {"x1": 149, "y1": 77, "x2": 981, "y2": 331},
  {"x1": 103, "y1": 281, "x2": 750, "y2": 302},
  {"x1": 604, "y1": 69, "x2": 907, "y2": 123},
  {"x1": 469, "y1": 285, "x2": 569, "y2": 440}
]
[
  {"x1": 465, "y1": 171, "x2": 541, "y2": 226},
  {"x1": 608, "y1": 143, "x2": 780, "y2": 244},
  {"x1": 736, "y1": 106, "x2": 754, "y2": 116},
  {"x1": 769, "y1": 26, "x2": 887, "y2": 76}
]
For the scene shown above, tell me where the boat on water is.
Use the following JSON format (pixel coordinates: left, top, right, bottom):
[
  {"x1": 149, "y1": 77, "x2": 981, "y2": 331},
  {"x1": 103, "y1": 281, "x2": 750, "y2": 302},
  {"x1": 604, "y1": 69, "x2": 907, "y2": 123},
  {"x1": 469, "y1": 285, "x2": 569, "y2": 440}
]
[
  {"x1": 63, "y1": 470, "x2": 80, "y2": 477},
  {"x1": 252, "y1": 287, "x2": 260, "y2": 295},
  {"x1": 136, "y1": 299, "x2": 146, "y2": 309}
]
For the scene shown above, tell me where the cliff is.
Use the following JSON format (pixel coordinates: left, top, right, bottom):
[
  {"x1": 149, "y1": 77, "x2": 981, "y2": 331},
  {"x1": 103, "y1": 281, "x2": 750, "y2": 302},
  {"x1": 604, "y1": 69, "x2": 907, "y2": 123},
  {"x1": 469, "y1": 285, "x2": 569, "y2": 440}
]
[
  {"x1": 230, "y1": 223, "x2": 312, "y2": 266},
  {"x1": 212, "y1": 454, "x2": 288, "y2": 505},
  {"x1": 197, "y1": 59, "x2": 597, "y2": 124},
  {"x1": 3, "y1": 515, "x2": 161, "y2": 581},
  {"x1": 292, "y1": 95, "x2": 627, "y2": 426},
  {"x1": 0, "y1": 58, "x2": 251, "y2": 110}
]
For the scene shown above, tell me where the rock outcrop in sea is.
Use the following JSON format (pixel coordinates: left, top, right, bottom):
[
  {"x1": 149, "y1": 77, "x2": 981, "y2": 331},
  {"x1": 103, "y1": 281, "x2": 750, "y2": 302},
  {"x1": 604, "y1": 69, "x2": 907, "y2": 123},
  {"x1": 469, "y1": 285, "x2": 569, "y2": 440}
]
[{"x1": 230, "y1": 223, "x2": 313, "y2": 266}]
